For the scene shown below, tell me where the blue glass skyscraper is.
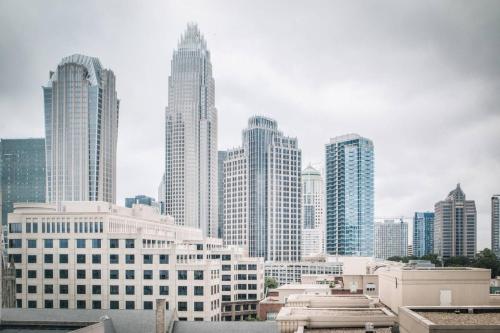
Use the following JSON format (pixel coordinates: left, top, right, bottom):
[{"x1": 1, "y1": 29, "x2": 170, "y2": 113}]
[
  {"x1": 325, "y1": 134, "x2": 374, "y2": 256},
  {"x1": 413, "y1": 212, "x2": 434, "y2": 257}
]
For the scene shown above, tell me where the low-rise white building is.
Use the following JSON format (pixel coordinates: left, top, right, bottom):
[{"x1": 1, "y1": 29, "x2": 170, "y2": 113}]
[{"x1": 265, "y1": 260, "x2": 342, "y2": 286}]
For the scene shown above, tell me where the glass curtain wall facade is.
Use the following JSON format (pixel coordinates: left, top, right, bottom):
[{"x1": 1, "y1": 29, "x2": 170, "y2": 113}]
[
  {"x1": 165, "y1": 24, "x2": 218, "y2": 237},
  {"x1": 218, "y1": 151, "x2": 228, "y2": 238},
  {"x1": 413, "y1": 212, "x2": 435, "y2": 257},
  {"x1": 43, "y1": 54, "x2": 119, "y2": 204},
  {"x1": 493, "y1": 195, "x2": 500, "y2": 257},
  {"x1": 325, "y1": 134, "x2": 374, "y2": 256}
]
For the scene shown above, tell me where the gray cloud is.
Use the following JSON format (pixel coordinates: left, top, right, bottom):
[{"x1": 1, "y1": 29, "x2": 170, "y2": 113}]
[{"x1": 1, "y1": 0, "x2": 499, "y2": 248}]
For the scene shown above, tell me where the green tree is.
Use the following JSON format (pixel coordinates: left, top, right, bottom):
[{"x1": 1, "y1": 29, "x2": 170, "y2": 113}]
[
  {"x1": 265, "y1": 276, "x2": 278, "y2": 290},
  {"x1": 473, "y1": 248, "x2": 500, "y2": 278},
  {"x1": 420, "y1": 253, "x2": 442, "y2": 267},
  {"x1": 444, "y1": 256, "x2": 471, "y2": 267}
]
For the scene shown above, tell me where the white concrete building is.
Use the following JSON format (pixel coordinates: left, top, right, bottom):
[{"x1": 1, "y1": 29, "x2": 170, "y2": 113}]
[
  {"x1": 301, "y1": 165, "x2": 325, "y2": 259},
  {"x1": 265, "y1": 261, "x2": 342, "y2": 286},
  {"x1": 164, "y1": 23, "x2": 218, "y2": 237},
  {"x1": 7, "y1": 202, "x2": 264, "y2": 321},
  {"x1": 374, "y1": 219, "x2": 408, "y2": 259}
]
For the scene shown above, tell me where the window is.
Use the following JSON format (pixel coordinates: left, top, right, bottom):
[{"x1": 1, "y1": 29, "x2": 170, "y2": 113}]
[
  {"x1": 194, "y1": 270, "x2": 204, "y2": 280},
  {"x1": 9, "y1": 254, "x2": 21, "y2": 263},
  {"x1": 77, "y1": 270, "x2": 86, "y2": 279},
  {"x1": 59, "y1": 239, "x2": 68, "y2": 248},
  {"x1": 92, "y1": 270, "x2": 101, "y2": 279},
  {"x1": 60, "y1": 300, "x2": 69, "y2": 309},
  {"x1": 60, "y1": 285, "x2": 68, "y2": 294},
  {"x1": 143, "y1": 254, "x2": 153, "y2": 264},
  {"x1": 144, "y1": 301, "x2": 153, "y2": 310},
  {"x1": 125, "y1": 301, "x2": 135, "y2": 310},
  {"x1": 44, "y1": 284, "x2": 53, "y2": 294},
  {"x1": 178, "y1": 270, "x2": 187, "y2": 280},
  {"x1": 28, "y1": 255, "x2": 37, "y2": 264},
  {"x1": 77, "y1": 285, "x2": 86, "y2": 294},
  {"x1": 178, "y1": 286, "x2": 187, "y2": 296},
  {"x1": 76, "y1": 254, "x2": 86, "y2": 264},
  {"x1": 125, "y1": 254, "x2": 135, "y2": 264},
  {"x1": 194, "y1": 286, "x2": 204, "y2": 296},
  {"x1": 59, "y1": 269, "x2": 68, "y2": 279},
  {"x1": 125, "y1": 239, "x2": 135, "y2": 248},
  {"x1": 27, "y1": 239, "x2": 37, "y2": 248},
  {"x1": 237, "y1": 264, "x2": 247, "y2": 270},
  {"x1": 110, "y1": 270, "x2": 119, "y2": 279},
  {"x1": 222, "y1": 285, "x2": 231, "y2": 292},
  {"x1": 92, "y1": 254, "x2": 101, "y2": 264},
  {"x1": 77, "y1": 239, "x2": 86, "y2": 248},
  {"x1": 248, "y1": 264, "x2": 257, "y2": 270},
  {"x1": 144, "y1": 270, "x2": 153, "y2": 280},
  {"x1": 28, "y1": 285, "x2": 37, "y2": 293},
  {"x1": 159, "y1": 286, "x2": 169, "y2": 295},
  {"x1": 16, "y1": 269, "x2": 22, "y2": 278},
  {"x1": 59, "y1": 254, "x2": 68, "y2": 264},
  {"x1": 159, "y1": 270, "x2": 169, "y2": 280},
  {"x1": 178, "y1": 302, "x2": 187, "y2": 311},
  {"x1": 28, "y1": 270, "x2": 36, "y2": 279},
  {"x1": 110, "y1": 285, "x2": 119, "y2": 295},
  {"x1": 110, "y1": 239, "x2": 119, "y2": 248},
  {"x1": 110, "y1": 254, "x2": 119, "y2": 264},
  {"x1": 144, "y1": 285, "x2": 153, "y2": 295},
  {"x1": 222, "y1": 265, "x2": 231, "y2": 271},
  {"x1": 222, "y1": 254, "x2": 231, "y2": 261},
  {"x1": 248, "y1": 274, "x2": 257, "y2": 280},
  {"x1": 222, "y1": 295, "x2": 231, "y2": 302},
  {"x1": 159, "y1": 254, "x2": 169, "y2": 264},
  {"x1": 9, "y1": 239, "x2": 22, "y2": 248},
  {"x1": 15, "y1": 284, "x2": 21, "y2": 293},
  {"x1": 110, "y1": 301, "x2": 119, "y2": 309},
  {"x1": 92, "y1": 285, "x2": 101, "y2": 295},
  {"x1": 77, "y1": 300, "x2": 86, "y2": 309},
  {"x1": 126, "y1": 285, "x2": 135, "y2": 295},
  {"x1": 44, "y1": 269, "x2": 53, "y2": 279},
  {"x1": 44, "y1": 254, "x2": 53, "y2": 264},
  {"x1": 28, "y1": 300, "x2": 37, "y2": 308},
  {"x1": 194, "y1": 302, "x2": 204, "y2": 312},
  {"x1": 92, "y1": 239, "x2": 101, "y2": 248},
  {"x1": 44, "y1": 300, "x2": 53, "y2": 309},
  {"x1": 222, "y1": 275, "x2": 231, "y2": 281},
  {"x1": 126, "y1": 270, "x2": 135, "y2": 279},
  {"x1": 9, "y1": 223, "x2": 22, "y2": 233}
]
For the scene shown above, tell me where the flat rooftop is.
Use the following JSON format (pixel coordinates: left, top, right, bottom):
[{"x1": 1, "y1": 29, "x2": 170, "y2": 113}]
[
  {"x1": 416, "y1": 310, "x2": 500, "y2": 325},
  {"x1": 277, "y1": 284, "x2": 330, "y2": 290},
  {"x1": 304, "y1": 329, "x2": 392, "y2": 333}
]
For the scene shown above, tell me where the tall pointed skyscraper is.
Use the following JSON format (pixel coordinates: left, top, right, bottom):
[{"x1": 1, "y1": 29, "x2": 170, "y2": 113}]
[
  {"x1": 165, "y1": 24, "x2": 218, "y2": 237},
  {"x1": 43, "y1": 54, "x2": 119, "y2": 204}
]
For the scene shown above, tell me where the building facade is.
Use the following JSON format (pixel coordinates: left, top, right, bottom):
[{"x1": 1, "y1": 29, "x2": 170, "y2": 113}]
[
  {"x1": 7, "y1": 202, "x2": 264, "y2": 321},
  {"x1": 301, "y1": 165, "x2": 324, "y2": 258},
  {"x1": 164, "y1": 24, "x2": 218, "y2": 237},
  {"x1": 124, "y1": 195, "x2": 158, "y2": 210},
  {"x1": 265, "y1": 261, "x2": 343, "y2": 286},
  {"x1": 492, "y1": 195, "x2": 500, "y2": 257},
  {"x1": 325, "y1": 134, "x2": 374, "y2": 256},
  {"x1": 0, "y1": 139, "x2": 46, "y2": 228},
  {"x1": 217, "y1": 151, "x2": 228, "y2": 239},
  {"x1": 374, "y1": 219, "x2": 408, "y2": 259},
  {"x1": 413, "y1": 212, "x2": 435, "y2": 257},
  {"x1": 224, "y1": 116, "x2": 302, "y2": 261},
  {"x1": 434, "y1": 184, "x2": 476, "y2": 260},
  {"x1": 43, "y1": 54, "x2": 119, "y2": 204}
]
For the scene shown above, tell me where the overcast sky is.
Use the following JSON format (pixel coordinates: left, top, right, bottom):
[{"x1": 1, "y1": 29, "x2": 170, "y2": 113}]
[{"x1": 1, "y1": 0, "x2": 499, "y2": 248}]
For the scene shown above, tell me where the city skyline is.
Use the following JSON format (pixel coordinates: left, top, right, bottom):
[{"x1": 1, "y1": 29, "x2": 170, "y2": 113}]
[{"x1": 1, "y1": 1, "x2": 499, "y2": 248}]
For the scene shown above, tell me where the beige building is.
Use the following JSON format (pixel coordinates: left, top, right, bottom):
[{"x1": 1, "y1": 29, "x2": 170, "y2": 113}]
[{"x1": 378, "y1": 267, "x2": 491, "y2": 314}]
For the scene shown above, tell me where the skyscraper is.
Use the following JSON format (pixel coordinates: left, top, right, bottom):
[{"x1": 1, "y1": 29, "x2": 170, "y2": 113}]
[
  {"x1": 492, "y1": 195, "x2": 500, "y2": 257},
  {"x1": 301, "y1": 165, "x2": 325, "y2": 258},
  {"x1": 224, "y1": 116, "x2": 302, "y2": 261},
  {"x1": 165, "y1": 24, "x2": 217, "y2": 237},
  {"x1": 0, "y1": 139, "x2": 46, "y2": 227},
  {"x1": 325, "y1": 134, "x2": 374, "y2": 256},
  {"x1": 124, "y1": 195, "x2": 158, "y2": 209},
  {"x1": 413, "y1": 212, "x2": 435, "y2": 257},
  {"x1": 374, "y1": 219, "x2": 408, "y2": 259},
  {"x1": 217, "y1": 151, "x2": 228, "y2": 238},
  {"x1": 434, "y1": 184, "x2": 476, "y2": 260},
  {"x1": 43, "y1": 54, "x2": 119, "y2": 204}
]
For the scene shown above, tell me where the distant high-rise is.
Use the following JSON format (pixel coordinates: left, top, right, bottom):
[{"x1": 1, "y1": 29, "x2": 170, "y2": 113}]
[
  {"x1": 224, "y1": 116, "x2": 302, "y2": 261},
  {"x1": 43, "y1": 54, "x2": 119, "y2": 204},
  {"x1": 217, "y1": 151, "x2": 228, "y2": 238},
  {"x1": 325, "y1": 134, "x2": 374, "y2": 256},
  {"x1": 374, "y1": 219, "x2": 408, "y2": 259},
  {"x1": 492, "y1": 195, "x2": 500, "y2": 257},
  {"x1": 413, "y1": 212, "x2": 435, "y2": 257},
  {"x1": 301, "y1": 165, "x2": 325, "y2": 258},
  {"x1": 164, "y1": 24, "x2": 217, "y2": 237},
  {"x1": 125, "y1": 195, "x2": 157, "y2": 208},
  {"x1": 434, "y1": 184, "x2": 476, "y2": 259},
  {"x1": 158, "y1": 173, "x2": 166, "y2": 215},
  {"x1": 0, "y1": 139, "x2": 46, "y2": 226}
]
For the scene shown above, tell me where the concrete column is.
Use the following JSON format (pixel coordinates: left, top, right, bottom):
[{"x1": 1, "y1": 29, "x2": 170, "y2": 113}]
[{"x1": 156, "y1": 299, "x2": 166, "y2": 333}]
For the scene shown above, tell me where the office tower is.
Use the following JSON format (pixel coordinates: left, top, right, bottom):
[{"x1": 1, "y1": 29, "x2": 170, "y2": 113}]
[
  {"x1": 413, "y1": 212, "x2": 435, "y2": 257},
  {"x1": 492, "y1": 195, "x2": 500, "y2": 257},
  {"x1": 224, "y1": 116, "x2": 302, "y2": 261},
  {"x1": 407, "y1": 244, "x2": 413, "y2": 257},
  {"x1": 124, "y1": 195, "x2": 158, "y2": 208},
  {"x1": 217, "y1": 151, "x2": 228, "y2": 238},
  {"x1": 7, "y1": 201, "x2": 264, "y2": 319},
  {"x1": 301, "y1": 165, "x2": 325, "y2": 258},
  {"x1": 165, "y1": 23, "x2": 217, "y2": 237},
  {"x1": 43, "y1": 54, "x2": 119, "y2": 204},
  {"x1": 158, "y1": 173, "x2": 166, "y2": 215},
  {"x1": 325, "y1": 134, "x2": 374, "y2": 256},
  {"x1": 374, "y1": 219, "x2": 408, "y2": 259},
  {"x1": 434, "y1": 184, "x2": 477, "y2": 259},
  {"x1": 0, "y1": 139, "x2": 46, "y2": 227}
]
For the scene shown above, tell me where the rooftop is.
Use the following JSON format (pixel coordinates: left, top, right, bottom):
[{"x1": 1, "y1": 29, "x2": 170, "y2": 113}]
[
  {"x1": 173, "y1": 321, "x2": 278, "y2": 333},
  {"x1": 277, "y1": 284, "x2": 330, "y2": 290}
]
